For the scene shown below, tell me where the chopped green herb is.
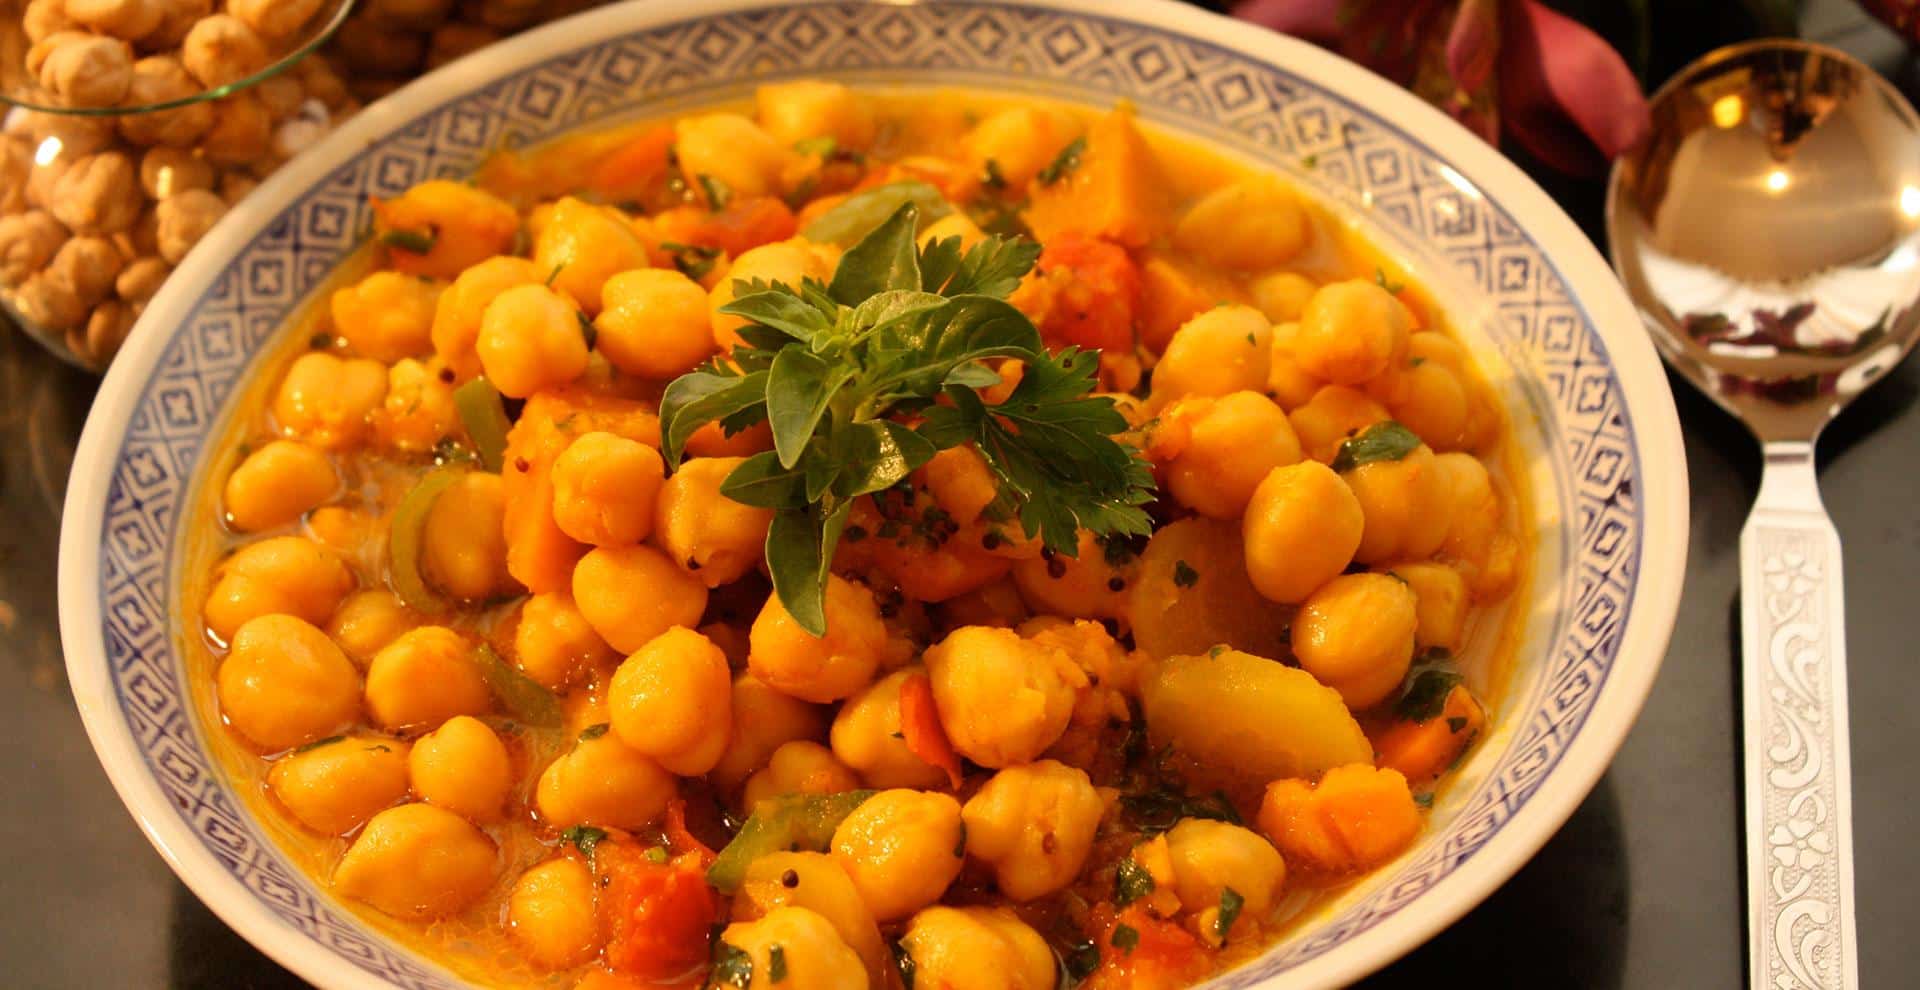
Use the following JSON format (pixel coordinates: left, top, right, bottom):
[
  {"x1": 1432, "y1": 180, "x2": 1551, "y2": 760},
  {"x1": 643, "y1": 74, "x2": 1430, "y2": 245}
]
[
  {"x1": 576, "y1": 310, "x2": 598, "y2": 349},
  {"x1": 292, "y1": 735, "x2": 345, "y2": 754},
  {"x1": 1329, "y1": 420, "x2": 1422, "y2": 473},
  {"x1": 561, "y1": 824, "x2": 607, "y2": 860},
  {"x1": 1395, "y1": 659, "x2": 1463, "y2": 723},
  {"x1": 766, "y1": 944, "x2": 788, "y2": 983},
  {"x1": 709, "y1": 940, "x2": 754, "y2": 989},
  {"x1": 1374, "y1": 267, "x2": 1406, "y2": 294},
  {"x1": 472, "y1": 644, "x2": 563, "y2": 727},
  {"x1": 1114, "y1": 858, "x2": 1156, "y2": 907},
  {"x1": 954, "y1": 821, "x2": 968, "y2": 858},
  {"x1": 1447, "y1": 715, "x2": 1469, "y2": 733},
  {"x1": 365, "y1": 744, "x2": 392, "y2": 753},
  {"x1": 644, "y1": 846, "x2": 670, "y2": 864},
  {"x1": 1245, "y1": 332, "x2": 1256, "y2": 345},
  {"x1": 1413, "y1": 792, "x2": 1436, "y2": 808},
  {"x1": 1207, "y1": 644, "x2": 1226, "y2": 659},
  {"x1": 1301, "y1": 153, "x2": 1320, "y2": 169},
  {"x1": 894, "y1": 941, "x2": 917, "y2": 989},
  {"x1": 545, "y1": 262, "x2": 566, "y2": 286},
  {"x1": 1119, "y1": 786, "x2": 1242, "y2": 834},
  {"x1": 1215, "y1": 887, "x2": 1244, "y2": 940},
  {"x1": 1172, "y1": 560, "x2": 1200, "y2": 588},
  {"x1": 579, "y1": 722, "x2": 611, "y2": 741},
  {"x1": 1037, "y1": 137, "x2": 1087, "y2": 186},
  {"x1": 1060, "y1": 937, "x2": 1100, "y2": 984},
  {"x1": 699, "y1": 174, "x2": 733, "y2": 210},
  {"x1": 381, "y1": 228, "x2": 436, "y2": 254},
  {"x1": 1409, "y1": 356, "x2": 1427, "y2": 367},
  {"x1": 1110, "y1": 924, "x2": 1140, "y2": 954},
  {"x1": 308, "y1": 331, "x2": 332, "y2": 349},
  {"x1": 660, "y1": 240, "x2": 723, "y2": 281},
  {"x1": 981, "y1": 158, "x2": 1006, "y2": 190},
  {"x1": 793, "y1": 136, "x2": 839, "y2": 157}
]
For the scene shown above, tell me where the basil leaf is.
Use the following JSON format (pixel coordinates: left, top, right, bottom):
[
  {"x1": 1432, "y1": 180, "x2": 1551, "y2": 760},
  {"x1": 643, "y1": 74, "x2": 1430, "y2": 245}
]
[
  {"x1": 719, "y1": 287, "x2": 834, "y2": 342},
  {"x1": 658, "y1": 370, "x2": 767, "y2": 467},
  {"x1": 943, "y1": 361, "x2": 1002, "y2": 389},
  {"x1": 720, "y1": 451, "x2": 809, "y2": 509},
  {"x1": 767, "y1": 347, "x2": 844, "y2": 469},
  {"x1": 802, "y1": 180, "x2": 952, "y2": 246},
  {"x1": 764, "y1": 499, "x2": 850, "y2": 637},
  {"x1": 847, "y1": 289, "x2": 948, "y2": 338},
  {"x1": 829, "y1": 203, "x2": 924, "y2": 305},
  {"x1": 1037, "y1": 136, "x2": 1086, "y2": 186},
  {"x1": 834, "y1": 420, "x2": 938, "y2": 497},
  {"x1": 1330, "y1": 420, "x2": 1423, "y2": 473}
]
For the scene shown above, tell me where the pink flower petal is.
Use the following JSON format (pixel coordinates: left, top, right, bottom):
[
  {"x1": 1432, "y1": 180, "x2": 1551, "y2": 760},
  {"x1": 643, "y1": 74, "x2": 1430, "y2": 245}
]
[
  {"x1": 1231, "y1": 0, "x2": 1345, "y2": 40},
  {"x1": 1446, "y1": 0, "x2": 1501, "y2": 93},
  {"x1": 1498, "y1": 0, "x2": 1650, "y2": 175}
]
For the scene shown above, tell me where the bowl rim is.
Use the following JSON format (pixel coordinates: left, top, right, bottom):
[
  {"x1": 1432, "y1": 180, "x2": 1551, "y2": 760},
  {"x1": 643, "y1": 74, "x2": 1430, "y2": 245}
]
[{"x1": 57, "y1": 1, "x2": 1690, "y2": 987}]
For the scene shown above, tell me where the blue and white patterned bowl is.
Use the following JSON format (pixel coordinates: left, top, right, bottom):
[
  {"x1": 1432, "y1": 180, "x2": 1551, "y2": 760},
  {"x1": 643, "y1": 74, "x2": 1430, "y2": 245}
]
[{"x1": 58, "y1": 1, "x2": 1688, "y2": 986}]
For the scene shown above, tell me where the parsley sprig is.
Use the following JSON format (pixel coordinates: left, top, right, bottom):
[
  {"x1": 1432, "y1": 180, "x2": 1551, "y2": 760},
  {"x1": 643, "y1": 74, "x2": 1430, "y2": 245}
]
[{"x1": 658, "y1": 203, "x2": 1154, "y2": 635}]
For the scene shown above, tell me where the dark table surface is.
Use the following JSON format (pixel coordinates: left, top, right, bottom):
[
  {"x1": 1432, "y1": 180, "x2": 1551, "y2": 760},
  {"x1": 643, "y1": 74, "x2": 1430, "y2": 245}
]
[{"x1": 6, "y1": 3, "x2": 1920, "y2": 988}]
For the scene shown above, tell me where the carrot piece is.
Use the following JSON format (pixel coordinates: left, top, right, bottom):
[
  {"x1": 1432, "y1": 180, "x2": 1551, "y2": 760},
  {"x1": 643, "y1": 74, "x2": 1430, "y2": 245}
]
[
  {"x1": 898, "y1": 671, "x2": 964, "y2": 790},
  {"x1": 1136, "y1": 253, "x2": 1247, "y2": 353},
  {"x1": 1024, "y1": 106, "x2": 1175, "y2": 249},
  {"x1": 1257, "y1": 763, "x2": 1422, "y2": 877},
  {"x1": 1371, "y1": 685, "x2": 1487, "y2": 785},
  {"x1": 1082, "y1": 903, "x2": 1211, "y2": 990},
  {"x1": 586, "y1": 124, "x2": 677, "y2": 202},
  {"x1": 600, "y1": 840, "x2": 719, "y2": 980}
]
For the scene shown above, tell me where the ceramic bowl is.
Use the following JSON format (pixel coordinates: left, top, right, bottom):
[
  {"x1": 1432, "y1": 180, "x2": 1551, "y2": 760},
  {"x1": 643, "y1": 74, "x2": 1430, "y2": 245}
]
[{"x1": 59, "y1": 1, "x2": 1688, "y2": 986}]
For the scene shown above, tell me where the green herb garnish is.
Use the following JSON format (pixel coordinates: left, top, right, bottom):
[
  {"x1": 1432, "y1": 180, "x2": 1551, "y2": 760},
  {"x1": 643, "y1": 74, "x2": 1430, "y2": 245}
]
[
  {"x1": 659, "y1": 203, "x2": 1154, "y2": 635},
  {"x1": 1060, "y1": 938, "x2": 1100, "y2": 983},
  {"x1": 1110, "y1": 924, "x2": 1140, "y2": 954},
  {"x1": 1037, "y1": 137, "x2": 1087, "y2": 186},
  {"x1": 561, "y1": 824, "x2": 607, "y2": 860},
  {"x1": 381, "y1": 228, "x2": 436, "y2": 254},
  {"x1": 292, "y1": 735, "x2": 345, "y2": 754},
  {"x1": 1395, "y1": 655, "x2": 1463, "y2": 723},
  {"x1": 894, "y1": 941, "x2": 917, "y2": 989},
  {"x1": 1114, "y1": 858, "x2": 1155, "y2": 907},
  {"x1": 660, "y1": 240, "x2": 722, "y2": 280},
  {"x1": 1374, "y1": 267, "x2": 1406, "y2": 294},
  {"x1": 645, "y1": 846, "x2": 669, "y2": 864},
  {"x1": 981, "y1": 158, "x2": 1006, "y2": 190},
  {"x1": 699, "y1": 174, "x2": 733, "y2": 210},
  {"x1": 578, "y1": 723, "x2": 610, "y2": 741},
  {"x1": 793, "y1": 136, "x2": 838, "y2": 157},
  {"x1": 1329, "y1": 420, "x2": 1422, "y2": 473},
  {"x1": 1172, "y1": 560, "x2": 1200, "y2": 588},
  {"x1": 1215, "y1": 887, "x2": 1244, "y2": 940},
  {"x1": 709, "y1": 940, "x2": 753, "y2": 988},
  {"x1": 452, "y1": 377, "x2": 510, "y2": 472},
  {"x1": 1118, "y1": 786, "x2": 1242, "y2": 835}
]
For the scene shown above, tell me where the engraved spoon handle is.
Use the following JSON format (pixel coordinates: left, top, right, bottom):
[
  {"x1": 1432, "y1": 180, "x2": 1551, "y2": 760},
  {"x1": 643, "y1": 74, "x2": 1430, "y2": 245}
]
[{"x1": 1741, "y1": 441, "x2": 1858, "y2": 990}]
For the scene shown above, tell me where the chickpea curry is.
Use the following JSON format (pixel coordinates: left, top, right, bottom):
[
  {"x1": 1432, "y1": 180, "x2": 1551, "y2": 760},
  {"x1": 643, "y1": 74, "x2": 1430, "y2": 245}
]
[{"x1": 191, "y1": 82, "x2": 1529, "y2": 989}]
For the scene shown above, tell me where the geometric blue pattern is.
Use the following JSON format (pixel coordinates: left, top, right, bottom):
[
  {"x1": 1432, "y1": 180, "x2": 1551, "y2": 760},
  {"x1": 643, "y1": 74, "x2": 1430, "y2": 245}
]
[{"x1": 84, "y1": 4, "x2": 1641, "y2": 987}]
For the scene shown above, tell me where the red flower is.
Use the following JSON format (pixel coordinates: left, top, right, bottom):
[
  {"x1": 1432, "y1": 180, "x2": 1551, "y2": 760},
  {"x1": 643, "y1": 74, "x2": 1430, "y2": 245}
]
[{"x1": 1233, "y1": 0, "x2": 1650, "y2": 175}]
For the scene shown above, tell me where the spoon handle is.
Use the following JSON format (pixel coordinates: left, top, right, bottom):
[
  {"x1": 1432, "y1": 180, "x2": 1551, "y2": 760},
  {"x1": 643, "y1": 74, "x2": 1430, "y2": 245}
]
[{"x1": 1741, "y1": 441, "x2": 1858, "y2": 990}]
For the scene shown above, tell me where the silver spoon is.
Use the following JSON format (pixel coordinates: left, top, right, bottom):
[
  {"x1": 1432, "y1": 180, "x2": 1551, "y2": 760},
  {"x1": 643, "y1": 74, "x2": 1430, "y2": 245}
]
[{"x1": 1608, "y1": 39, "x2": 1920, "y2": 990}]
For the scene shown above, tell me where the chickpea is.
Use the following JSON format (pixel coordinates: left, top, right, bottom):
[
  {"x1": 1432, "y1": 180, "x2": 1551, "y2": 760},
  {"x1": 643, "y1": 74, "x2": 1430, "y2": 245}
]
[
  {"x1": 1164, "y1": 391, "x2": 1302, "y2": 520},
  {"x1": 1434, "y1": 452, "x2": 1501, "y2": 581},
  {"x1": 119, "y1": 56, "x2": 214, "y2": 147},
  {"x1": 919, "y1": 446, "x2": 998, "y2": 528},
  {"x1": 755, "y1": 80, "x2": 877, "y2": 151},
  {"x1": 44, "y1": 235, "x2": 123, "y2": 311},
  {"x1": 1346, "y1": 443, "x2": 1450, "y2": 564},
  {"x1": 23, "y1": 0, "x2": 76, "y2": 43},
  {"x1": 1265, "y1": 322, "x2": 1324, "y2": 412},
  {"x1": 534, "y1": 731, "x2": 675, "y2": 829},
  {"x1": 513, "y1": 592, "x2": 615, "y2": 691},
  {"x1": 1151, "y1": 305, "x2": 1271, "y2": 402},
  {"x1": 223, "y1": 439, "x2": 336, "y2": 532},
  {"x1": 156, "y1": 187, "x2": 227, "y2": 263},
  {"x1": 408, "y1": 715, "x2": 511, "y2": 822},
  {"x1": 325, "y1": 590, "x2": 418, "y2": 668},
  {"x1": 742, "y1": 741, "x2": 860, "y2": 810},
  {"x1": 333, "y1": 803, "x2": 497, "y2": 919},
  {"x1": 229, "y1": 0, "x2": 325, "y2": 39},
  {"x1": 364, "y1": 626, "x2": 492, "y2": 731},
  {"x1": 206, "y1": 92, "x2": 275, "y2": 166},
  {"x1": 709, "y1": 240, "x2": 832, "y2": 351},
  {"x1": 115, "y1": 258, "x2": 171, "y2": 306},
  {"x1": 0, "y1": 211, "x2": 67, "y2": 287},
  {"x1": 476, "y1": 283, "x2": 590, "y2": 398},
  {"x1": 653, "y1": 456, "x2": 773, "y2": 587},
  {"x1": 1293, "y1": 573, "x2": 1417, "y2": 709},
  {"x1": 140, "y1": 0, "x2": 212, "y2": 50},
  {"x1": 526, "y1": 199, "x2": 648, "y2": 318},
  {"x1": 721, "y1": 906, "x2": 870, "y2": 990},
  {"x1": 181, "y1": 14, "x2": 268, "y2": 89},
  {"x1": 734, "y1": 853, "x2": 888, "y2": 986},
  {"x1": 828, "y1": 669, "x2": 947, "y2": 790},
  {"x1": 50, "y1": 152, "x2": 142, "y2": 235},
  {"x1": 1388, "y1": 561, "x2": 1468, "y2": 652},
  {"x1": 712, "y1": 673, "x2": 829, "y2": 793},
  {"x1": 64, "y1": 0, "x2": 164, "y2": 40},
  {"x1": 831, "y1": 789, "x2": 965, "y2": 921},
  {"x1": 82, "y1": 300, "x2": 136, "y2": 367},
  {"x1": 1372, "y1": 359, "x2": 1469, "y2": 452},
  {"x1": 934, "y1": 577, "x2": 1032, "y2": 630},
  {"x1": 1162, "y1": 818, "x2": 1286, "y2": 939},
  {"x1": 204, "y1": 535, "x2": 354, "y2": 642},
  {"x1": 924, "y1": 626, "x2": 1080, "y2": 768},
  {"x1": 748, "y1": 576, "x2": 891, "y2": 704},
  {"x1": 1289, "y1": 385, "x2": 1389, "y2": 464},
  {"x1": 429, "y1": 255, "x2": 540, "y2": 380},
  {"x1": 254, "y1": 73, "x2": 304, "y2": 121},
  {"x1": 13, "y1": 272, "x2": 87, "y2": 331},
  {"x1": 373, "y1": 358, "x2": 459, "y2": 453},
  {"x1": 548, "y1": 432, "x2": 664, "y2": 547},
  {"x1": 508, "y1": 858, "x2": 603, "y2": 970},
  {"x1": 964, "y1": 106, "x2": 1079, "y2": 188},
  {"x1": 328, "y1": 271, "x2": 439, "y2": 363},
  {"x1": 594, "y1": 268, "x2": 714, "y2": 380},
  {"x1": 1242, "y1": 461, "x2": 1363, "y2": 605},
  {"x1": 428, "y1": 22, "x2": 499, "y2": 69},
  {"x1": 571, "y1": 544, "x2": 708, "y2": 654},
  {"x1": 1173, "y1": 177, "x2": 1310, "y2": 272},
  {"x1": 675, "y1": 113, "x2": 791, "y2": 201},
  {"x1": 31, "y1": 33, "x2": 133, "y2": 109},
  {"x1": 421, "y1": 472, "x2": 515, "y2": 601},
  {"x1": 961, "y1": 760, "x2": 1103, "y2": 902},
  {"x1": 899, "y1": 906, "x2": 1054, "y2": 990},
  {"x1": 1293, "y1": 279, "x2": 1411, "y2": 385},
  {"x1": 307, "y1": 505, "x2": 376, "y2": 558},
  {"x1": 217, "y1": 613, "x2": 361, "y2": 750},
  {"x1": 608, "y1": 626, "x2": 733, "y2": 775},
  {"x1": 0, "y1": 137, "x2": 28, "y2": 215},
  {"x1": 1250, "y1": 271, "x2": 1317, "y2": 324},
  {"x1": 1010, "y1": 529, "x2": 1131, "y2": 622},
  {"x1": 374, "y1": 180, "x2": 521, "y2": 280},
  {"x1": 1258, "y1": 763, "x2": 1421, "y2": 875},
  {"x1": 918, "y1": 212, "x2": 985, "y2": 252},
  {"x1": 266, "y1": 734, "x2": 410, "y2": 834}
]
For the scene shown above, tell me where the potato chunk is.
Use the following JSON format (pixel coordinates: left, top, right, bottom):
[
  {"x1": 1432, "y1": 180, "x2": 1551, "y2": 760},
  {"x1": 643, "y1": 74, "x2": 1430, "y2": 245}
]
[{"x1": 1142, "y1": 649, "x2": 1371, "y2": 781}]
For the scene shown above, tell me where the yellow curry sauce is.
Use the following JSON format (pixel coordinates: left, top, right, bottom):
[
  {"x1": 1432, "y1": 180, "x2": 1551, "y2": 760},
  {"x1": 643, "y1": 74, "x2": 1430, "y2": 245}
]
[{"x1": 185, "y1": 84, "x2": 1531, "y2": 990}]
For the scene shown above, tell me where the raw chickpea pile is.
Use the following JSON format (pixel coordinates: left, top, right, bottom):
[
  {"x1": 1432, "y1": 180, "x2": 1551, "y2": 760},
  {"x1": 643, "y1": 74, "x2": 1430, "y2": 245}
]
[{"x1": 196, "y1": 83, "x2": 1527, "y2": 989}]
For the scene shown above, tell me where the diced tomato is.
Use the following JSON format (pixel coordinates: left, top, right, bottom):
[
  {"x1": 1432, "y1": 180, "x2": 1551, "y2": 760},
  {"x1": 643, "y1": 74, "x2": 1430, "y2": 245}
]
[
  {"x1": 1082, "y1": 903, "x2": 1211, "y2": 990},
  {"x1": 585, "y1": 125, "x2": 678, "y2": 203},
  {"x1": 648, "y1": 197, "x2": 798, "y2": 260},
  {"x1": 1029, "y1": 232, "x2": 1141, "y2": 354},
  {"x1": 600, "y1": 840, "x2": 719, "y2": 981},
  {"x1": 898, "y1": 671, "x2": 964, "y2": 789}
]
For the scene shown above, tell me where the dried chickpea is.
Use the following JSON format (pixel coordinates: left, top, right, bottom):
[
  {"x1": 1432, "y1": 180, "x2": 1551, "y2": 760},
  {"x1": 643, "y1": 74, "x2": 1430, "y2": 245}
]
[
  {"x1": 65, "y1": 0, "x2": 165, "y2": 40},
  {"x1": 44, "y1": 235, "x2": 123, "y2": 313},
  {"x1": 224, "y1": 439, "x2": 336, "y2": 532},
  {"x1": 550, "y1": 431, "x2": 665, "y2": 547},
  {"x1": 960, "y1": 760, "x2": 1103, "y2": 901},
  {"x1": 0, "y1": 211, "x2": 67, "y2": 287},
  {"x1": 748, "y1": 575, "x2": 892, "y2": 704},
  {"x1": 272, "y1": 351, "x2": 388, "y2": 448},
  {"x1": 429, "y1": 255, "x2": 540, "y2": 380},
  {"x1": 32, "y1": 33, "x2": 134, "y2": 109},
  {"x1": 409, "y1": 715, "x2": 512, "y2": 822},
  {"x1": 422, "y1": 472, "x2": 515, "y2": 601},
  {"x1": 571, "y1": 544, "x2": 709, "y2": 654},
  {"x1": 1243, "y1": 460, "x2": 1364, "y2": 604},
  {"x1": 326, "y1": 590, "x2": 419, "y2": 668},
  {"x1": 1164, "y1": 391, "x2": 1302, "y2": 520},
  {"x1": 332, "y1": 13, "x2": 425, "y2": 75},
  {"x1": 741, "y1": 740, "x2": 860, "y2": 811},
  {"x1": 203, "y1": 535, "x2": 355, "y2": 642},
  {"x1": 1294, "y1": 279, "x2": 1412, "y2": 385},
  {"x1": 476, "y1": 283, "x2": 590, "y2": 398},
  {"x1": 51, "y1": 152, "x2": 142, "y2": 235},
  {"x1": 832, "y1": 789, "x2": 966, "y2": 922},
  {"x1": 266, "y1": 734, "x2": 410, "y2": 834},
  {"x1": 334, "y1": 803, "x2": 497, "y2": 919},
  {"x1": 1293, "y1": 572, "x2": 1418, "y2": 709},
  {"x1": 372, "y1": 358, "x2": 458, "y2": 453},
  {"x1": 508, "y1": 858, "x2": 603, "y2": 970},
  {"x1": 609, "y1": 626, "x2": 733, "y2": 776},
  {"x1": 654, "y1": 456, "x2": 773, "y2": 587},
  {"x1": 1151, "y1": 304, "x2": 1271, "y2": 402},
  {"x1": 427, "y1": 22, "x2": 499, "y2": 69},
  {"x1": 139, "y1": 0, "x2": 213, "y2": 50},
  {"x1": 119, "y1": 56, "x2": 214, "y2": 147},
  {"x1": 829, "y1": 668, "x2": 949, "y2": 790},
  {"x1": 81, "y1": 298, "x2": 136, "y2": 366},
  {"x1": 217, "y1": 613, "x2": 362, "y2": 750},
  {"x1": 230, "y1": 0, "x2": 326, "y2": 39},
  {"x1": 254, "y1": 73, "x2": 305, "y2": 121},
  {"x1": 200, "y1": 92, "x2": 273, "y2": 166},
  {"x1": 139, "y1": 146, "x2": 213, "y2": 199},
  {"x1": 181, "y1": 14, "x2": 269, "y2": 89},
  {"x1": 13, "y1": 273, "x2": 88, "y2": 330},
  {"x1": 23, "y1": 0, "x2": 76, "y2": 43},
  {"x1": 364, "y1": 626, "x2": 492, "y2": 731},
  {"x1": 532, "y1": 197, "x2": 650, "y2": 317},
  {"x1": 535, "y1": 730, "x2": 675, "y2": 830},
  {"x1": 331, "y1": 270, "x2": 441, "y2": 363},
  {"x1": 594, "y1": 268, "x2": 714, "y2": 379},
  {"x1": 156, "y1": 188, "x2": 227, "y2": 263},
  {"x1": 513, "y1": 592, "x2": 615, "y2": 691},
  {"x1": 0, "y1": 138, "x2": 28, "y2": 215}
]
